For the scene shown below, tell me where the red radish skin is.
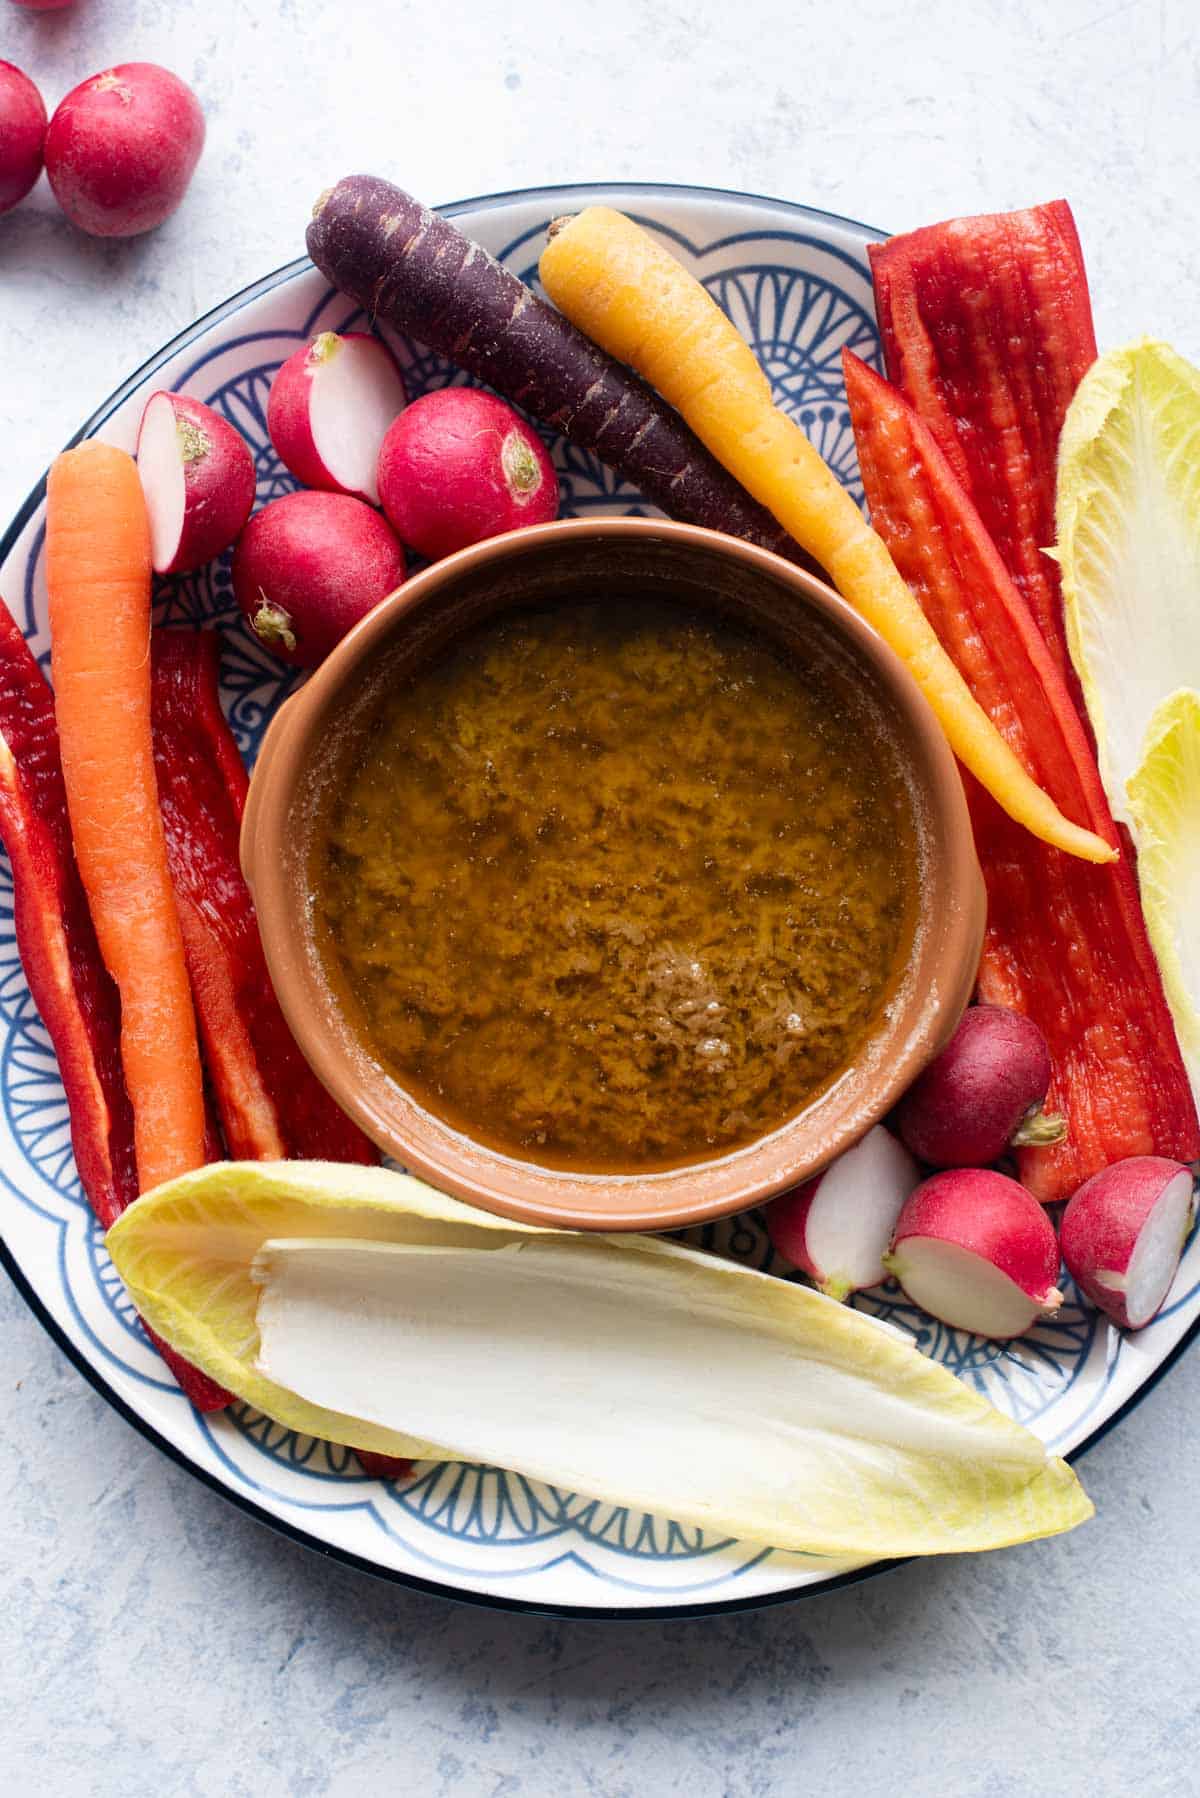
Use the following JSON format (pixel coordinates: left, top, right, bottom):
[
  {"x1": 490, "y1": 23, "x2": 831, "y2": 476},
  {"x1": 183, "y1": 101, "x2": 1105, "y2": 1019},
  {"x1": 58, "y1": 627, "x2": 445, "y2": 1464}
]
[
  {"x1": 766, "y1": 1125, "x2": 920, "y2": 1299},
  {"x1": 884, "y1": 1169, "x2": 1063, "y2": 1340},
  {"x1": 232, "y1": 491, "x2": 405, "y2": 669},
  {"x1": 1061, "y1": 1157, "x2": 1195, "y2": 1330},
  {"x1": 378, "y1": 388, "x2": 559, "y2": 560},
  {"x1": 137, "y1": 392, "x2": 256, "y2": 576},
  {"x1": 9, "y1": 2, "x2": 76, "y2": 9},
  {"x1": 44, "y1": 63, "x2": 204, "y2": 238},
  {"x1": 267, "y1": 331, "x2": 406, "y2": 507},
  {"x1": 0, "y1": 62, "x2": 47, "y2": 215},
  {"x1": 894, "y1": 1004, "x2": 1064, "y2": 1170}
]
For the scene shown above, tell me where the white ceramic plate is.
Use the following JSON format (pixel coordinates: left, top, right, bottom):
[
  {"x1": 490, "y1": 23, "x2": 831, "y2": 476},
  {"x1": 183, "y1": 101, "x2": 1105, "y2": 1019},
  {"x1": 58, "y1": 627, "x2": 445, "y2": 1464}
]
[{"x1": 2, "y1": 181, "x2": 1196, "y2": 1618}]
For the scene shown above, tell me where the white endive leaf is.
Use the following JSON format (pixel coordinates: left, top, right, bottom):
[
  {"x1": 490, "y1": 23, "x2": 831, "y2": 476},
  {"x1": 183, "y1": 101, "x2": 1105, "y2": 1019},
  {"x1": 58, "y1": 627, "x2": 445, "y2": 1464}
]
[
  {"x1": 1127, "y1": 689, "x2": 1200, "y2": 1098},
  {"x1": 107, "y1": 1161, "x2": 1090, "y2": 1559},
  {"x1": 1057, "y1": 338, "x2": 1200, "y2": 826}
]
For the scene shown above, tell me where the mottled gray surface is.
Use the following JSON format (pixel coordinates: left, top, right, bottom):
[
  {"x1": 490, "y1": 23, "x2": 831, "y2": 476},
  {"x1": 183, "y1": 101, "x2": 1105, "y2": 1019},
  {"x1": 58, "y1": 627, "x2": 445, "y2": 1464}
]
[{"x1": 4, "y1": 0, "x2": 1200, "y2": 1792}]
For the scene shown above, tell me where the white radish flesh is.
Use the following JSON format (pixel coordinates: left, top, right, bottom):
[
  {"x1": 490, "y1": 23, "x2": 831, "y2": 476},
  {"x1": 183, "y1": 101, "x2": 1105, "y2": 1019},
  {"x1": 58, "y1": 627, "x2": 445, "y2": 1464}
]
[
  {"x1": 1060, "y1": 1157, "x2": 1195, "y2": 1330},
  {"x1": 887, "y1": 1239, "x2": 1055, "y2": 1339},
  {"x1": 884, "y1": 1169, "x2": 1063, "y2": 1341},
  {"x1": 765, "y1": 1125, "x2": 920, "y2": 1298},
  {"x1": 267, "y1": 332, "x2": 406, "y2": 506},
  {"x1": 137, "y1": 391, "x2": 256, "y2": 575},
  {"x1": 138, "y1": 393, "x2": 186, "y2": 572}
]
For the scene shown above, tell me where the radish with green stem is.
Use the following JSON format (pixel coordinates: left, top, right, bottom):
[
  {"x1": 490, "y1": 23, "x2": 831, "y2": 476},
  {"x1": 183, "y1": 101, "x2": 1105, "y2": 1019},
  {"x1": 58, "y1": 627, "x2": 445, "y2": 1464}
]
[
  {"x1": 894, "y1": 1003, "x2": 1065, "y2": 1170},
  {"x1": 232, "y1": 491, "x2": 405, "y2": 669},
  {"x1": 378, "y1": 388, "x2": 558, "y2": 559},
  {"x1": 884, "y1": 1169, "x2": 1063, "y2": 1339},
  {"x1": 1061, "y1": 1157, "x2": 1195, "y2": 1330},
  {"x1": 306, "y1": 175, "x2": 813, "y2": 567},
  {"x1": 765, "y1": 1125, "x2": 920, "y2": 1299},
  {"x1": 267, "y1": 331, "x2": 406, "y2": 507}
]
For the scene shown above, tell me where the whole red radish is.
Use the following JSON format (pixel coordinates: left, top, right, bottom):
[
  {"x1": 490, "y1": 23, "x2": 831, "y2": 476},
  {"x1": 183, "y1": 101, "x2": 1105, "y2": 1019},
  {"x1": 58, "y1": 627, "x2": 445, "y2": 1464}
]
[
  {"x1": 1061, "y1": 1157, "x2": 1195, "y2": 1330},
  {"x1": 765, "y1": 1125, "x2": 920, "y2": 1300},
  {"x1": 884, "y1": 1169, "x2": 1063, "y2": 1339},
  {"x1": 378, "y1": 388, "x2": 559, "y2": 560},
  {"x1": 137, "y1": 392, "x2": 255, "y2": 575},
  {"x1": 232, "y1": 491, "x2": 405, "y2": 669},
  {"x1": 44, "y1": 63, "x2": 204, "y2": 238},
  {"x1": 268, "y1": 331, "x2": 406, "y2": 507},
  {"x1": 0, "y1": 62, "x2": 47, "y2": 215},
  {"x1": 894, "y1": 1004, "x2": 1064, "y2": 1171}
]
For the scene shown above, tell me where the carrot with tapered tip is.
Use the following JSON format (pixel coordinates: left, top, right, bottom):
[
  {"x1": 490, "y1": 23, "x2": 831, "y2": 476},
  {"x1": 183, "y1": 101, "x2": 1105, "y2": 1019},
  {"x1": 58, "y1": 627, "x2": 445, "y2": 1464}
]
[
  {"x1": 306, "y1": 175, "x2": 814, "y2": 569},
  {"x1": 46, "y1": 441, "x2": 208, "y2": 1192},
  {"x1": 538, "y1": 204, "x2": 1115, "y2": 866}
]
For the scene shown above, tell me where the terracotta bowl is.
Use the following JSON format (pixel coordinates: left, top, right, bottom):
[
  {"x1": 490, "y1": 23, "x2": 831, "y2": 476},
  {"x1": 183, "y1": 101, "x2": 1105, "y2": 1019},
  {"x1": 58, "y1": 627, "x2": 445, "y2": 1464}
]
[{"x1": 241, "y1": 518, "x2": 985, "y2": 1232}]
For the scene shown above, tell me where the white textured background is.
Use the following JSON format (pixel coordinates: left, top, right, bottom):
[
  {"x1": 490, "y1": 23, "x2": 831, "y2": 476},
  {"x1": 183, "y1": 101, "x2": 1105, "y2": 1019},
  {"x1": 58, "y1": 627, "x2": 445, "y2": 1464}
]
[{"x1": 4, "y1": 1, "x2": 1200, "y2": 1793}]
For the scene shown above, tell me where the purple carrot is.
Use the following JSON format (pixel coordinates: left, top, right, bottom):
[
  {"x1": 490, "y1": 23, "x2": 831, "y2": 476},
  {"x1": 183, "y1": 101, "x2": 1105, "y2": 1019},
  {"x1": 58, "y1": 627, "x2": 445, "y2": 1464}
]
[{"x1": 306, "y1": 176, "x2": 812, "y2": 568}]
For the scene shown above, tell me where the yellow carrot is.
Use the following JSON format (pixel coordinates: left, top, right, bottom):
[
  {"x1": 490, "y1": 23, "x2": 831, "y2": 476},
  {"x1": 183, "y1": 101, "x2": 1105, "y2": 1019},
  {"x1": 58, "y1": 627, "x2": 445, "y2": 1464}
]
[
  {"x1": 540, "y1": 208, "x2": 1114, "y2": 866},
  {"x1": 46, "y1": 442, "x2": 208, "y2": 1191}
]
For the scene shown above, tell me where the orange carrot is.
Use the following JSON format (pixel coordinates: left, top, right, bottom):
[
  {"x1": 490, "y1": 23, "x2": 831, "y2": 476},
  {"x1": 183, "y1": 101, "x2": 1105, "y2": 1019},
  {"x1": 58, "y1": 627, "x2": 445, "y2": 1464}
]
[{"x1": 46, "y1": 442, "x2": 207, "y2": 1192}]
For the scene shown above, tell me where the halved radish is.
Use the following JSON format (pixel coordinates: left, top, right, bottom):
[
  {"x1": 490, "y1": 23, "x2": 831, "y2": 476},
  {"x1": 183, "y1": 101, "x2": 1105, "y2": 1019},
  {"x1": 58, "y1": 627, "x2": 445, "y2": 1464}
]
[
  {"x1": 883, "y1": 1169, "x2": 1063, "y2": 1340},
  {"x1": 137, "y1": 391, "x2": 256, "y2": 575},
  {"x1": 267, "y1": 331, "x2": 406, "y2": 506},
  {"x1": 765, "y1": 1125, "x2": 920, "y2": 1299},
  {"x1": 1060, "y1": 1157, "x2": 1195, "y2": 1330}
]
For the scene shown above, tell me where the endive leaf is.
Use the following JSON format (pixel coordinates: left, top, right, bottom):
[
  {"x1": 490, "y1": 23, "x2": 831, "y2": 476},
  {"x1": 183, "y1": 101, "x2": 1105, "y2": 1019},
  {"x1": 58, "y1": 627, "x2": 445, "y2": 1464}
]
[
  {"x1": 1127, "y1": 689, "x2": 1200, "y2": 1096},
  {"x1": 108, "y1": 1160, "x2": 1092, "y2": 1558},
  {"x1": 1057, "y1": 338, "x2": 1200, "y2": 826},
  {"x1": 106, "y1": 1160, "x2": 540, "y2": 1461}
]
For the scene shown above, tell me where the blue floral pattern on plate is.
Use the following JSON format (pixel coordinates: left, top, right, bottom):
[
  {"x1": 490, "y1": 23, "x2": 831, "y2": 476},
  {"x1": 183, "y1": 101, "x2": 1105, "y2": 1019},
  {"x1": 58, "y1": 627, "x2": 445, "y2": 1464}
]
[{"x1": 2, "y1": 183, "x2": 1198, "y2": 1616}]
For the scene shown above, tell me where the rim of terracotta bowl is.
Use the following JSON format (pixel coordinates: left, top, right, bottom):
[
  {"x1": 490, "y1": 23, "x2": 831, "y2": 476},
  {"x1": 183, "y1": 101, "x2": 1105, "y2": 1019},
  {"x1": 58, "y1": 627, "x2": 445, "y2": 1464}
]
[{"x1": 242, "y1": 517, "x2": 985, "y2": 1232}]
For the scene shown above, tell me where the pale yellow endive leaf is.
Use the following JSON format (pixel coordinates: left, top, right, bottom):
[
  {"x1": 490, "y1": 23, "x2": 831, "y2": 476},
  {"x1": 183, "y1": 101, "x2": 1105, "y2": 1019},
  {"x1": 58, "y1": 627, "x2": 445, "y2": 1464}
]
[{"x1": 108, "y1": 1160, "x2": 1092, "y2": 1558}]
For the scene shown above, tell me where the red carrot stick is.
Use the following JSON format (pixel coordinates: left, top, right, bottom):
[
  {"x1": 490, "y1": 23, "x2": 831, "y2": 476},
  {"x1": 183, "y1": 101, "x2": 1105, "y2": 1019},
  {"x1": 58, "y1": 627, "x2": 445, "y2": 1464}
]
[
  {"x1": 844, "y1": 351, "x2": 1199, "y2": 1201},
  {"x1": 354, "y1": 1450, "x2": 413, "y2": 1481},
  {"x1": 0, "y1": 601, "x2": 137, "y2": 1227},
  {"x1": 0, "y1": 597, "x2": 227, "y2": 1409},
  {"x1": 150, "y1": 629, "x2": 377, "y2": 1164}
]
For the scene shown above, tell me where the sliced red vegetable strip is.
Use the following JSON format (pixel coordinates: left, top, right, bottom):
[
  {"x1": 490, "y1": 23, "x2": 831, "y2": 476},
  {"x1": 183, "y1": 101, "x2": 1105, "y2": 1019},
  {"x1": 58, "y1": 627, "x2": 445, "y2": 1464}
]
[
  {"x1": 0, "y1": 601, "x2": 136, "y2": 1227},
  {"x1": 150, "y1": 629, "x2": 377, "y2": 1164},
  {"x1": 143, "y1": 1322, "x2": 231, "y2": 1412},
  {"x1": 354, "y1": 1450, "x2": 414, "y2": 1480},
  {"x1": 870, "y1": 201, "x2": 1097, "y2": 699},
  {"x1": 0, "y1": 598, "x2": 227, "y2": 1411},
  {"x1": 844, "y1": 352, "x2": 1200, "y2": 1202}
]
